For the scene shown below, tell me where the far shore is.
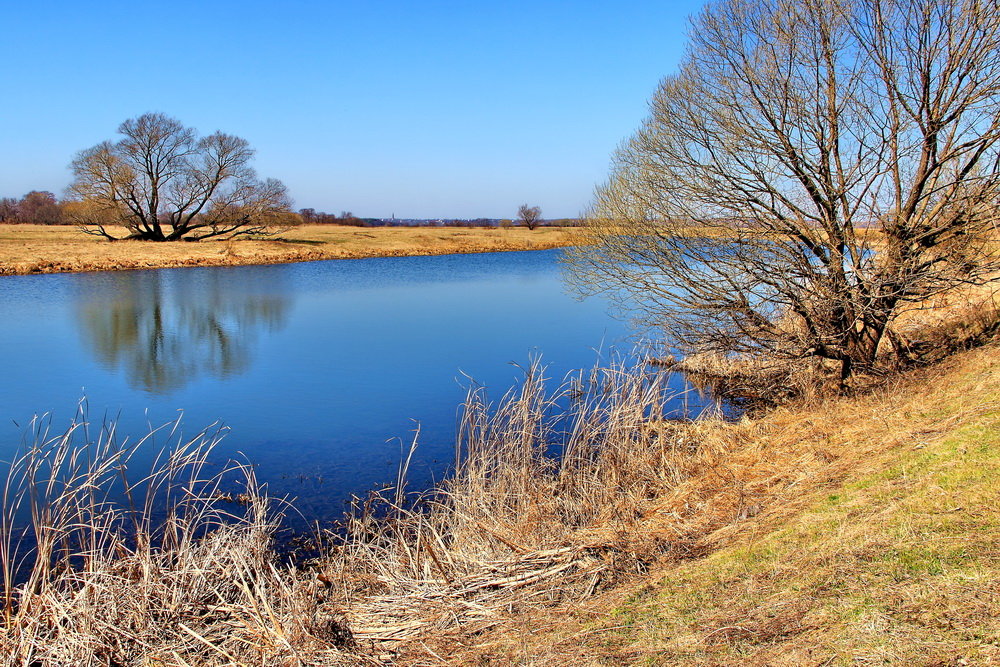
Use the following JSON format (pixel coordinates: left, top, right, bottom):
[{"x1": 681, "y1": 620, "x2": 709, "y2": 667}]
[{"x1": 0, "y1": 224, "x2": 580, "y2": 276}]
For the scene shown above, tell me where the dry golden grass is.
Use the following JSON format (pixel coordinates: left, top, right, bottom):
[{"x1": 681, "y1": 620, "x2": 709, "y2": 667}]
[
  {"x1": 0, "y1": 359, "x2": 699, "y2": 666},
  {"x1": 324, "y1": 361, "x2": 708, "y2": 654},
  {"x1": 444, "y1": 342, "x2": 1000, "y2": 665},
  {"x1": 0, "y1": 224, "x2": 578, "y2": 275},
  {"x1": 4, "y1": 334, "x2": 999, "y2": 665},
  {"x1": 668, "y1": 280, "x2": 1000, "y2": 411},
  {"x1": 304, "y1": 308, "x2": 990, "y2": 664}
]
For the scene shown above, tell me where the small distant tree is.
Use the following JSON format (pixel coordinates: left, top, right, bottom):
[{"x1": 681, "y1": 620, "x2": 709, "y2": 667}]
[
  {"x1": 67, "y1": 113, "x2": 292, "y2": 241},
  {"x1": 338, "y1": 211, "x2": 370, "y2": 227},
  {"x1": 517, "y1": 204, "x2": 542, "y2": 230}
]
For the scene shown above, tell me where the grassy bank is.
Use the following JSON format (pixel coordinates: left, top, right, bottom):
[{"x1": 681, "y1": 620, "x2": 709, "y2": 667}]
[
  {"x1": 458, "y1": 345, "x2": 1000, "y2": 665},
  {"x1": 601, "y1": 357, "x2": 1000, "y2": 665},
  {"x1": 0, "y1": 224, "x2": 578, "y2": 276}
]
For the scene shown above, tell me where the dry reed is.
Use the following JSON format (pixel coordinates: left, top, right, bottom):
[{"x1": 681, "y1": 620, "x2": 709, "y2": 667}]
[
  {"x1": 0, "y1": 408, "x2": 351, "y2": 666},
  {"x1": 0, "y1": 361, "x2": 714, "y2": 663},
  {"x1": 324, "y1": 360, "x2": 717, "y2": 646},
  {"x1": 0, "y1": 359, "x2": 765, "y2": 663}
]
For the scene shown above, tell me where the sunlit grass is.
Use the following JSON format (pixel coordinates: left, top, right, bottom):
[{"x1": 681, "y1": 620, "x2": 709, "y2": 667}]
[
  {"x1": 588, "y1": 349, "x2": 1000, "y2": 664},
  {"x1": 0, "y1": 223, "x2": 578, "y2": 276}
]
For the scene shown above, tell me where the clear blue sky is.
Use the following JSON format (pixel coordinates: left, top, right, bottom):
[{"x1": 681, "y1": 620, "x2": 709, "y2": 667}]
[{"x1": 2, "y1": 1, "x2": 702, "y2": 219}]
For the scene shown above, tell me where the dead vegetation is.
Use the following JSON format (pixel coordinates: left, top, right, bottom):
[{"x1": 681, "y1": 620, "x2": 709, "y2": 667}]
[
  {"x1": 322, "y1": 291, "x2": 1000, "y2": 664},
  {"x1": 663, "y1": 284, "x2": 1000, "y2": 411},
  {"x1": 324, "y1": 362, "x2": 712, "y2": 650},
  {"x1": 0, "y1": 412, "x2": 353, "y2": 666},
  {"x1": 427, "y1": 331, "x2": 1000, "y2": 664},
  {"x1": 0, "y1": 360, "x2": 722, "y2": 665}
]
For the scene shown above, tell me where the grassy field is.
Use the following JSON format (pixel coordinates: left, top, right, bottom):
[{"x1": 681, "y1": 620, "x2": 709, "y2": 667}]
[{"x1": 0, "y1": 224, "x2": 579, "y2": 275}]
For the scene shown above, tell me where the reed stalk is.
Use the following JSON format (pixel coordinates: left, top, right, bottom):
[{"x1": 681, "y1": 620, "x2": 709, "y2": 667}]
[{"x1": 0, "y1": 408, "x2": 348, "y2": 665}]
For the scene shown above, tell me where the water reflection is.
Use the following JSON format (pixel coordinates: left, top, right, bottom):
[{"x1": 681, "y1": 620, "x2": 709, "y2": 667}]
[
  {"x1": 0, "y1": 250, "x2": 714, "y2": 526},
  {"x1": 76, "y1": 267, "x2": 291, "y2": 394}
]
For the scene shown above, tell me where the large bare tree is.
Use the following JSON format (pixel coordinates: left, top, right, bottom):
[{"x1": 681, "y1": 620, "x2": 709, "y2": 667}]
[
  {"x1": 67, "y1": 113, "x2": 292, "y2": 241},
  {"x1": 567, "y1": 0, "x2": 1000, "y2": 380}
]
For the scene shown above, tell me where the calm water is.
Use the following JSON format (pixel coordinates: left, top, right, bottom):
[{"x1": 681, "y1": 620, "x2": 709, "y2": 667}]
[{"x1": 0, "y1": 249, "x2": 705, "y2": 523}]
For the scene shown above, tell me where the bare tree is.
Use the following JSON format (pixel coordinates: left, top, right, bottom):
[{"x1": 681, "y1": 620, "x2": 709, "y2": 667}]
[
  {"x1": 66, "y1": 113, "x2": 292, "y2": 241},
  {"x1": 0, "y1": 192, "x2": 62, "y2": 224},
  {"x1": 567, "y1": 0, "x2": 1000, "y2": 380},
  {"x1": 0, "y1": 198, "x2": 19, "y2": 223},
  {"x1": 517, "y1": 204, "x2": 543, "y2": 230},
  {"x1": 18, "y1": 191, "x2": 62, "y2": 225}
]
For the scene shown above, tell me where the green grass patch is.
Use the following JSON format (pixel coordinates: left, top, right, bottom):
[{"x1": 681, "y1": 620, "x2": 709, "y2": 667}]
[{"x1": 603, "y1": 362, "x2": 1000, "y2": 664}]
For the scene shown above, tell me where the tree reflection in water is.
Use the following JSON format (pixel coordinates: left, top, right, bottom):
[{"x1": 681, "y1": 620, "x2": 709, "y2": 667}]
[{"x1": 77, "y1": 266, "x2": 291, "y2": 394}]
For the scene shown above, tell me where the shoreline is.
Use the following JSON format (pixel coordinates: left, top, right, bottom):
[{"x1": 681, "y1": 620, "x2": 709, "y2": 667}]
[
  {"x1": 0, "y1": 224, "x2": 580, "y2": 276},
  {"x1": 2, "y1": 246, "x2": 997, "y2": 661}
]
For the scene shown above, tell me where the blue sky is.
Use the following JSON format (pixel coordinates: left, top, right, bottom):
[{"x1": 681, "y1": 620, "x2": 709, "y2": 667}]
[{"x1": 2, "y1": 1, "x2": 702, "y2": 219}]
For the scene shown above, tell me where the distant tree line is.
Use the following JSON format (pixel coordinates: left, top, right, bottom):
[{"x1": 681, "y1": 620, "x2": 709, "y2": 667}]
[
  {"x1": 294, "y1": 209, "x2": 582, "y2": 228},
  {"x1": 296, "y1": 209, "x2": 377, "y2": 226},
  {"x1": 0, "y1": 194, "x2": 583, "y2": 229},
  {"x1": 0, "y1": 191, "x2": 65, "y2": 225}
]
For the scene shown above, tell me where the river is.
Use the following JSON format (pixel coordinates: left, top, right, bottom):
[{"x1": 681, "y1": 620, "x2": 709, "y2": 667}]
[{"x1": 0, "y1": 249, "x2": 710, "y2": 524}]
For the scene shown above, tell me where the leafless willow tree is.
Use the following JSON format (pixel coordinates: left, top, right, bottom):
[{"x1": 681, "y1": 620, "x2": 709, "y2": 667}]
[
  {"x1": 517, "y1": 204, "x2": 543, "y2": 230},
  {"x1": 66, "y1": 113, "x2": 292, "y2": 241},
  {"x1": 566, "y1": 0, "x2": 1000, "y2": 380}
]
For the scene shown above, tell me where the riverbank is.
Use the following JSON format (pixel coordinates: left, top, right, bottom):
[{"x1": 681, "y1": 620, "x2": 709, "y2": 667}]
[
  {"x1": 3, "y1": 290, "x2": 998, "y2": 664},
  {"x1": 0, "y1": 224, "x2": 579, "y2": 276},
  {"x1": 462, "y1": 341, "x2": 1000, "y2": 664}
]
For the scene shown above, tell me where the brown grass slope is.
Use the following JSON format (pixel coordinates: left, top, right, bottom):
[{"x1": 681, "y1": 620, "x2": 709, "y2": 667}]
[{"x1": 457, "y1": 344, "x2": 1000, "y2": 666}]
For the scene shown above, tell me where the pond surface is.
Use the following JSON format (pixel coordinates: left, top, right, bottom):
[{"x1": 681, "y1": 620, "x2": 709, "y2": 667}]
[{"x1": 0, "y1": 249, "x2": 709, "y2": 524}]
